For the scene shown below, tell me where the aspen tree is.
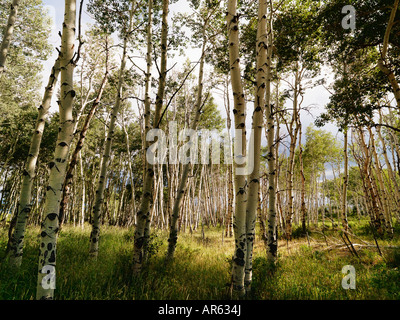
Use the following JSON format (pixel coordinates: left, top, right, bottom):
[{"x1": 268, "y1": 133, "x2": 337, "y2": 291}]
[
  {"x1": 284, "y1": 68, "x2": 301, "y2": 240},
  {"x1": 0, "y1": 0, "x2": 20, "y2": 72},
  {"x1": 368, "y1": 126, "x2": 393, "y2": 235},
  {"x1": 59, "y1": 36, "x2": 110, "y2": 230},
  {"x1": 140, "y1": 0, "x2": 154, "y2": 262},
  {"x1": 227, "y1": 0, "x2": 248, "y2": 298},
  {"x1": 7, "y1": 54, "x2": 61, "y2": 267},
  {"x1": 133, "y1": 0, "x2": 169, "y2": 274},
  {"x1": 78, "y1": 150, "x2": 85, "y2": 228},
  {"x1": 341, "y1": 127, "x2": 349, "y2": 231},
  {"x1": 244, "y1": 0, "x2": 267, "y2": 293},
  {"x1": 376, "y1": 111, "x2": 400, "y2": 221},
  {"x1": 141, "y1": 0, "x2": 153, "y2": 181},
  {"x1": 298, "y1": 117, "x2": 307, "y2": 234},
  {"x1": 138, "y1": 0, "x2": 153, "y2": 186},
  {"x1": 121, "y1": 112, "x2": 137, "y2": 224},
  {"x1": 266, "y1": 74, "x2": 279, "y2": 262},
  {"x1": 351, "y1": 133, "x2": 375, "y2": 223},
  {"x1": 141, "y1": 0, "x2": 171, "y2": 255},
  {"x1": 89, "y1": 1, "x2": 136, "y2": 257},
  {"x1": 357, "y1": 127, "x2": 385, "y2": 236},
  {"x1": 36, "y1": 0, "x2": 76, "y2": 300},
  {"x1": 224, "y1": 77, "x2": 234, "y2": 238}
]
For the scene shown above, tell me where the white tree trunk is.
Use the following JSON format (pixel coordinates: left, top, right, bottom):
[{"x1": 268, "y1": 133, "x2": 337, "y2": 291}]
[
  {"x1": 0, "y1": 0, "x2": 20, "y2": 72},
  {"x1": 36, "y1": 0, "x2": 76, "y2": 300}
]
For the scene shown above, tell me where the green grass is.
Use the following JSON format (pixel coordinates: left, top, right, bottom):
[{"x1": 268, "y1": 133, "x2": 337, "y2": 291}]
[{"x1": 0, "y1": 220, "x2": 400, "y2": 300}]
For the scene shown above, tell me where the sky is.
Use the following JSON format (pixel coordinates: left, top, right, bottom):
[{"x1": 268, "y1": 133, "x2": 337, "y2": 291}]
[{"x1": 40, "y1": 0, "x2": 342, "y2": 165}]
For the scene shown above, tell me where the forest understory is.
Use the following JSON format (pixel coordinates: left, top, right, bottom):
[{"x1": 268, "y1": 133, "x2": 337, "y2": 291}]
[{"x1": 1, "y1": 218, "x2": 400, "y2": 300}]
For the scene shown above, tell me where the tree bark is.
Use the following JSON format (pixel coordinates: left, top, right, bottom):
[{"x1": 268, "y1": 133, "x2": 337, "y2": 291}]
[
  {"x1": 6, "y1": 54, "x2": 61, "y2": 267},
  {"x1": 357, "y1": 127, "x2": 385, "y2": 236},
  {"x1": 36, "y1": 0, "x2": 76, "y2": 300},
  {"x1": 133, "y1": 0, "x2": 169, "y2": 274},
  {"x1": 298, "y1": 117, "x2": 307, "y2": 234},
  {"x1": 244, "y1": 0, "x2": 267, "y2": 293},
  {"x1": 224, "y1": 77, "x2": 234, "y2": 238},
  {"x1": 368, "y1": 126, "x2": 393, "y2": 235},
  {"x1": 0, "y1": 0, "x2": 20, "y2": 72},
  {"x1": 267, "y1": 74, "x2": 279, "y2": 262},
  {"x1": 284, "y1": 69, "x2": 300, "y2": 240},
  {"x1": 227, "y1": 0, "x2": 248, "y2": 298},
  {"x1": 341, "y1": 128, "x2": 349, "y2": 231},
  {"x1": 59, "y1": 42, "x2": 110, "y2": 230}
]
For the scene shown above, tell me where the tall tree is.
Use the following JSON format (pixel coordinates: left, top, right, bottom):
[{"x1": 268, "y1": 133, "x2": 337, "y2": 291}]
[
  {"x1": 244, "y1": 0, "x2": 267, "y2": 293},
  {"x1": 132, "y1": 0, "x2": 169, "y2": 274},
  {"x1": 227, "y1": 0, "x2": 248, "y2": 298},
  {"x1": 0, "y1": 0, "x2": 19, "y2": 72},
  {"x1": 264, "y1": 0, "x2": 278, "y2": 263},
  {"x1": 341, "y1": 127, "x2": 349, "y2": 231},
  {"x1": 36, "y1": 0, "x2": 77, "y2": 300},
  {"x1": 7, "y1": 54, "x2": 61, "y2": 267},
  {"x1": 59, "y1": 29, "x2": 112, "y2": 230},
  {"x1": 89, "y1": 1, "x2": 136, "y2": 257}
]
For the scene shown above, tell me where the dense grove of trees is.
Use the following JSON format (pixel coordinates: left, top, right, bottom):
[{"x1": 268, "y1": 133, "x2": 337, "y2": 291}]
[{"x1": 1, "y1": 0, "x2": 400, "y2": 300}]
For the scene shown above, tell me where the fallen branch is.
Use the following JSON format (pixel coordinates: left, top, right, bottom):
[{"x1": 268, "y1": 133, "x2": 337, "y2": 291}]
[{"x1": 322, "y1": 243, "x2": 400, "y2": 252}]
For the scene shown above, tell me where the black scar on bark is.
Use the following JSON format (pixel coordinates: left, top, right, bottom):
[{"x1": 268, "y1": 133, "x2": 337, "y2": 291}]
[
  {"x1": 47, "y1": 213, "x2": 58, "y2": 221},
  {"x1": 47, "y1": 243, "x2": 53, "y2": 251},
  {"x1": 48, "y1": 250, "x2": 56, "y2": 263},
  {"x1": 233, "y1": 248, "x2": 245, "y2": 266},
  {"x1": 41, "y1": 231, "x2": 47, "y2": 237}
]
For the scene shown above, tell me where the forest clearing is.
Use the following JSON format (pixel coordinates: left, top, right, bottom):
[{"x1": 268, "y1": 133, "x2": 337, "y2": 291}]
[{"x1": 1, "y1": 0, "x2": 400, "y2": 302}]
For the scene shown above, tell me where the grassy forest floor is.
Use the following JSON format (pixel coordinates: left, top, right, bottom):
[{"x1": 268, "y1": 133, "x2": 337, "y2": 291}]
[{"x1": 1, "y1": 218, "x2": 400, "y2": 300}]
